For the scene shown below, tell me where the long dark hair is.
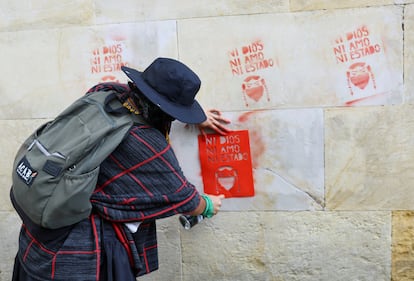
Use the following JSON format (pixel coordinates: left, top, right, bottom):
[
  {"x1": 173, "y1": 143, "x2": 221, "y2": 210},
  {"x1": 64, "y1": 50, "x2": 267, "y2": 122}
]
[{"x1": 128, "y1": 82, "x2": 175, "y2": 137}]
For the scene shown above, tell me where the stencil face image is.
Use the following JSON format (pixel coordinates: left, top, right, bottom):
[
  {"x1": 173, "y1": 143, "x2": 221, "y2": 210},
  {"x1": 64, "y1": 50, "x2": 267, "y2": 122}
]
[
  {"x1": 242, "y1": 75, "x2": 269, "y2": 106},
  {"x1": 215, "y1": 166, "x2": 239, "y2": 193}
]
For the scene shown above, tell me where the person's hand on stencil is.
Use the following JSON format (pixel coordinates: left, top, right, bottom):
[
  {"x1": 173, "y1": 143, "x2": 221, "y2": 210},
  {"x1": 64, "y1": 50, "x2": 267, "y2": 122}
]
[{"x1": 198, "y1": 109, "x2": 231, "y2": 136}]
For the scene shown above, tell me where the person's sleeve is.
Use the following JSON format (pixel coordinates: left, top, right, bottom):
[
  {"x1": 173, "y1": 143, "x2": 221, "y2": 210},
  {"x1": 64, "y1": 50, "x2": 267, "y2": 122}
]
[{"x1": 91, "y1": 125, "x2": 201, "y2": 222}]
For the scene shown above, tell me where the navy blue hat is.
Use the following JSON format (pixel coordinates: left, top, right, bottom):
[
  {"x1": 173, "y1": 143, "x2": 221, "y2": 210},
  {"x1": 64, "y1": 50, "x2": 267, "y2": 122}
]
[{"x1": 121, "y1": 58, "x2": 207, "y2": 124}]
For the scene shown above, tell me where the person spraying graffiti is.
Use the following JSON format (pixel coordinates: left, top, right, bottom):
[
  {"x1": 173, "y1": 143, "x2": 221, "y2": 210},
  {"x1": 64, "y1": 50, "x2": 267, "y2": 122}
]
[{"x1": 11, "y1": 58, "x2": 230, "y2": 280}]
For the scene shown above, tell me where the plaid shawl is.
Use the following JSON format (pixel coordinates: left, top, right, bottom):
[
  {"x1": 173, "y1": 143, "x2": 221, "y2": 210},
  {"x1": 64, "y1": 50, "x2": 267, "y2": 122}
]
[{"x1": 12, "y1": 83, "x2": 201, "y2": 280}]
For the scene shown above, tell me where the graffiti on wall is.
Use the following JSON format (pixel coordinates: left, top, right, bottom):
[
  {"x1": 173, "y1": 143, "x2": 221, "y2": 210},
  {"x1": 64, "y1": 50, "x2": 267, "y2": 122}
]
[
  {"x1": 346, "y1": 62, "x2": 377, "y2": 96},
  {"x1": 332, "y1": 25, "x2": 383, "y2": 104},
  {"x1": 333, "y1": 25, "x2": 381, "y2": 63},
  {"x1": 90, "y1": 41, "x2": 129, "y2": 82},
  {"x1": 228, "y1": 40, "x2": 274, "y2": 107}
]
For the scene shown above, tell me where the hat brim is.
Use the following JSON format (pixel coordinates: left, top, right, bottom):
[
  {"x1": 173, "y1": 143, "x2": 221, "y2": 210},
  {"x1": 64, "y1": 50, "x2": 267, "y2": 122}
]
[{"x1": 122, "y1": 66, "x2": 206, "y2": 124}]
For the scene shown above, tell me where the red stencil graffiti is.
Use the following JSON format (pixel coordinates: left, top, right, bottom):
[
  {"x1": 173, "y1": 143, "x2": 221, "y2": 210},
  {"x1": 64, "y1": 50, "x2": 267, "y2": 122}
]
[
  {"x1": 346, "y1": 62, "x2": 376, "y2": 95},
  {"x1": 242, "y1": 75, "x2": 270, "y2": 107},
  {"x1": 101, "y1": 75, "x2": 119, "y2": 83}
]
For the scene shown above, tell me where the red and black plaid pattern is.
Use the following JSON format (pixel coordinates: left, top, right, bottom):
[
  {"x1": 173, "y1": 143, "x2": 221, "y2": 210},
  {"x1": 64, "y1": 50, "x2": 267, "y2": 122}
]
[{"x1": 12, "y1": 84, "x2": 201, "y2": 280}]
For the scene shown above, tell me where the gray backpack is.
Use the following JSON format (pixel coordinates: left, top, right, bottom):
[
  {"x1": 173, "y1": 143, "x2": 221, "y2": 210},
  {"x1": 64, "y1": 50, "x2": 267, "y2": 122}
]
[{"x1": 11, "y1": 89, "x2": 143, "y2": 229}]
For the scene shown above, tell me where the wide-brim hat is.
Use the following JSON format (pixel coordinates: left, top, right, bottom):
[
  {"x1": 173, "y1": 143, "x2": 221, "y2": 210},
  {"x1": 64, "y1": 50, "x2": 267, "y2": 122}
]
[{"x1": 121, "y1": 58, "x2": 206, "y2": 124}]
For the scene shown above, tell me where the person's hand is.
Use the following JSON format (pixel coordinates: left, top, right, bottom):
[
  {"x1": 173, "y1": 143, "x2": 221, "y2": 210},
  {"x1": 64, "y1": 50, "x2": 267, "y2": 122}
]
[
  {"x1": 206, "y1": 194, "x2": 225, "y2": 216},
  {"x1": 198, "y1": 109, "x2": 231, "y2": 136}
]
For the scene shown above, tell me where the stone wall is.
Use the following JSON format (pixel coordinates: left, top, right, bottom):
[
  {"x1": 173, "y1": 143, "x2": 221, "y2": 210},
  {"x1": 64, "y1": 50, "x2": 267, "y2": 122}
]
[{"x1": 1, "y1": 1, "x2": 413, "y2": 280}]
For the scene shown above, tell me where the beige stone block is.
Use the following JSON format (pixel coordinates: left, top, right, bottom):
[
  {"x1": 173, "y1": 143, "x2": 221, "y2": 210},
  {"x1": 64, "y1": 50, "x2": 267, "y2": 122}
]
[
  {"x1": 95, "y1": 0, "x2": 289, "y2": 24},
  {"x1": 290, "y1": 0, "x2": 394, "y2": 11},
  {"x1": 178, "y1": 6, "x2": 403, "y2": 111},
  {"x1": 0, "y1": 0, "x2": 94, "y2": 31},
  {"x1": 0, "y1": 119, "x2": 47, "y2": 211},
  {"x1": 0, "y1": 211, "x2": 21, "y2": 281},
  {"x1": 0, "y1": 21, "x2": 177, "y2": 119},
  {"x1": 181, "y1": 211, "x2": 390, "y2": 281},
  {"x1": 171, "y1": 108, "x2": 324, "y2": 211},
  {"x1": 392, "y1": 211, "x2": 414, "y2": 281},
  {"x1": 140, "y1": 216, "x2": 182, "y2": 281},
  {"x1": 325, "y1": 105, "x2": 414, "y2": 210},
  {"x1": 0, "y1": 29, "x2": 65, "y2": 119}
]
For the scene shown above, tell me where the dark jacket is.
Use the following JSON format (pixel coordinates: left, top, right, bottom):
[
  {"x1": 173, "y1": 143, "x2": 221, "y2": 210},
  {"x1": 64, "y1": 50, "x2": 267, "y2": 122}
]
[{"x1": 12, "y1": 84, "x2": 201, "y2": 281}]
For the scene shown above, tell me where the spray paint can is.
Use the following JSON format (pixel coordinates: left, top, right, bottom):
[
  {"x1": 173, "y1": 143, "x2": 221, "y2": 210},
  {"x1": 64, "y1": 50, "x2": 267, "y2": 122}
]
[{"x1": 179, "y1": 215, "x2": 204, "y2": 230}]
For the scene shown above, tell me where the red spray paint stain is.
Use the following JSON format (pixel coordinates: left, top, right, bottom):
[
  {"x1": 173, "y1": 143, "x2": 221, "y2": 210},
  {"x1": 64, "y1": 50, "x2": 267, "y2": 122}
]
[
  {"x1": 238, "y1": 111, "x2": 266, "y2": 169},
  {"x1": 345, "y1": 92, "x2": 385, "y2": 106},
  {"x1": 238, "y1": 111, "x2": 257, "y2": 123}
]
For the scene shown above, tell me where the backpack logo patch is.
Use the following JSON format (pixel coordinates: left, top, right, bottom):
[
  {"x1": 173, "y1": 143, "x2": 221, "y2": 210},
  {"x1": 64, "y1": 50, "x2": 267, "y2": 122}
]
[{"x1": 15, "y1": 156, "x2": 38, "y2": 186}]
